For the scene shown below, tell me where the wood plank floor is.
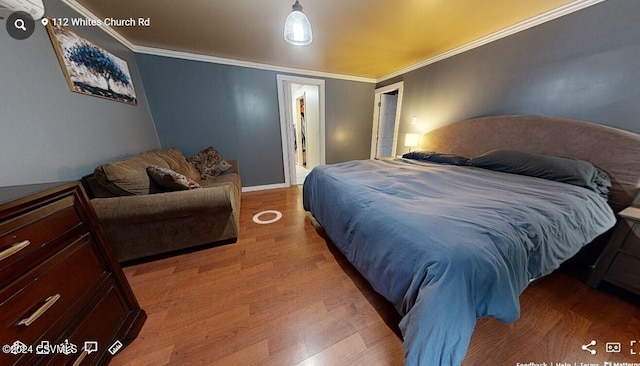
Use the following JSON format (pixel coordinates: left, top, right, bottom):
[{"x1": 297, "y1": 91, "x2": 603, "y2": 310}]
[{"x1": 111, "y1": 187, "x2": 640, "y2": 365}]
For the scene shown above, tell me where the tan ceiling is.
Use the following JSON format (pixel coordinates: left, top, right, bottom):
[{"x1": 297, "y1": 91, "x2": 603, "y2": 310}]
[{"x1": 74, "y1": 0, "x2": 579, "y2": 80}]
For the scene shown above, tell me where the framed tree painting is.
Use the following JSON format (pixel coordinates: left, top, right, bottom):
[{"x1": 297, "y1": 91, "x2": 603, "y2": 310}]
[{"x1": 45, "y1": 19, "x2": 137, "y2": 105}]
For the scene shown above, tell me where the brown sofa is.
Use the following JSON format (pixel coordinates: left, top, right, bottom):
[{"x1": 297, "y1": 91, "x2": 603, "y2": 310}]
[{"x1": 83, "y1": 148, "x2": 241, "y2": 263}]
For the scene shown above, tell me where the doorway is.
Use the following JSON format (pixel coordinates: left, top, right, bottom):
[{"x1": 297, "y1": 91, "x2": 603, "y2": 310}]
[
  {"x1": 370, "y1": 82, "x2": 404, "y2": 159},
  {"x1": 277, "y1": 75, "x2": 326, "y2": 186},
  {"x1": 293, "y1": 93, "x2": 310, "y2": 184}
]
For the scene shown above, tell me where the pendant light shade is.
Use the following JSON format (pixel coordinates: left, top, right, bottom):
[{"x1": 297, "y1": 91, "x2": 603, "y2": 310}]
[{"x1": 284, "y1": 0, "x2": 312, "y2": 46}]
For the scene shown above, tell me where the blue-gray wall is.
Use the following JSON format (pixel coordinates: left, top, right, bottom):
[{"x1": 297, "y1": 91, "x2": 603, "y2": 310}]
[
  {"x1": 325, "y1": 79, "x2": 376, "y2": 164},
  {"x1": 136, "y1": 54, "x2": 374, "y2": 187},
  {"x1": 380, "y1": 0, "x2": 640, "y2": 144},
  {"x1": 0, "y1": 0, "x2": 159, "y2": 187}
]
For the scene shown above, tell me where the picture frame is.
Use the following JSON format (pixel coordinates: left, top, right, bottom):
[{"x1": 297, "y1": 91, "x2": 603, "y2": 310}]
[{"x1": 45, "y1": 19, "x2": 137, "y2": 105}]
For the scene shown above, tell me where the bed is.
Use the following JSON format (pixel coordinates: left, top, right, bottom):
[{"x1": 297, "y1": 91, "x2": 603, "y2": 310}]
[{"x1": 302, "y1": 115, "x2": 640, "y2": 365}]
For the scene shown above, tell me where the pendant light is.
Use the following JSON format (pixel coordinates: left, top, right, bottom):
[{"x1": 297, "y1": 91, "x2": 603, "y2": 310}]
[{"x1": 283, "y1": 0, "x2": 312, "y2": 46}]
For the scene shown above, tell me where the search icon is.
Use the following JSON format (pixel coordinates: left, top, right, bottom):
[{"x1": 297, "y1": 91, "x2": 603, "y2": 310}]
[
  {"x1": 6, "y1": 11, "x2": 36, "y2": 40},
  {"x1": 15, "y1": 18, "x2": 27, "y2": 31}
]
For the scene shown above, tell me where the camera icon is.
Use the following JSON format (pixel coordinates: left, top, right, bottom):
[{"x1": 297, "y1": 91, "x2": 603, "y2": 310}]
[{"x1": 606, "y1": 342, "x2": 621, "y2": 353}]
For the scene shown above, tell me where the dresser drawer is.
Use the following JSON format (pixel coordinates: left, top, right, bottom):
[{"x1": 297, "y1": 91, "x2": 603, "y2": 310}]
[
  {"x1": 0, "y1": 196, "x2": 83, "y2": 273},
  {"x1": 604, "y1": 253, "x2": 640, "y2": 294},
  {"x1": 0, "y1": 235, "x2": 107, "y2": 365},
  {"x1": 41, "y1": 282, "x2": 129, "y2": 366}
]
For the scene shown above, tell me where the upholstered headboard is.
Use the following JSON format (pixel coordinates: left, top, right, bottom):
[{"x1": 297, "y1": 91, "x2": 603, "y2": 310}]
[{"x1": 419, "y1": 115, "x2": 640, "y2": 212}]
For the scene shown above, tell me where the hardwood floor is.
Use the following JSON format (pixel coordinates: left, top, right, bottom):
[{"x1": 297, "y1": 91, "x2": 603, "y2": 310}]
[{"x1": 111, "y1": 187, "x2": 640, "y2": 365}]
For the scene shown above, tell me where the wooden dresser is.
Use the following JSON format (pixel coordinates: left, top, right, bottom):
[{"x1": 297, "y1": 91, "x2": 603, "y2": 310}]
[{"x1": 0, "y1": 182, "x2": 146, "y2": 365}]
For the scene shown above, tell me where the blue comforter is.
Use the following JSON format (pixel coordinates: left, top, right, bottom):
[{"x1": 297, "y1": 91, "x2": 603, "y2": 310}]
[{"x1": 302, "y1": 159, "x2": 615, "y2": 365}]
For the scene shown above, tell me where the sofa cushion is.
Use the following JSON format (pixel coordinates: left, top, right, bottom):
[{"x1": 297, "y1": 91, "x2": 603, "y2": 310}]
[
  {"x1": 147, "y1": 165, "x2": 202, "y2": 191},
  {"x1": 82, "y1": 174, "x2": 116, "y2": 198},
  {"x1": 188, "y1": 147, "x2": 232, "y2": 179},
  {"x1": 95, "y1": 148, "x2": 201, "y2": 196}
]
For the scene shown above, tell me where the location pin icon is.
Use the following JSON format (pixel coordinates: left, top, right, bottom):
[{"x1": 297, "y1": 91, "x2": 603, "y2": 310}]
[{"x1": 41, "y1": 18, "x2": 48, "y2": 26}]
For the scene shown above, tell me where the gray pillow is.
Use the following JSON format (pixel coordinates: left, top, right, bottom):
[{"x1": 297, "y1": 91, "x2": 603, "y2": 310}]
[
  {"x1": 402, "y1": 151, "x2": 469, "y2": 166},
  {"x1": 468, "y1": 149, "x2": 611, "y2": 198}
]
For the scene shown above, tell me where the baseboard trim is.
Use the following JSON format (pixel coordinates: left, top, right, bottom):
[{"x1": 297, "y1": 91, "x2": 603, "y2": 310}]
[{"x1": 242, "y1": 183, "x2": 288, "y2": 192}]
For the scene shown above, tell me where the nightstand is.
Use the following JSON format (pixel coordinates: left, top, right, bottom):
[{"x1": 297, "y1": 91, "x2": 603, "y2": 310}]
[{"x1": 588, "y1": 205, "x2": 640, "y2": 295}]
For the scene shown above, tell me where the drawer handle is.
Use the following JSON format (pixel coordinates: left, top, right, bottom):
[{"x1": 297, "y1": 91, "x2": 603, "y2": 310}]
[
  {"x1": 0, "y1": 240, "x2": 30, "y2": 261},
  {"x1": 72, "y1": 350, "x2": 88, "y2": 366},
  {"x1": 18, "y1": 294, "x2": 61, "y2": 327}
]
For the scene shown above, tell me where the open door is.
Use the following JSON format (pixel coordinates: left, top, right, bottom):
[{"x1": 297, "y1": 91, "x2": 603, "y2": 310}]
[
  {"x1": 276, "y1": 75, "x2": 326, "y2": 186},
  {"x1": 371, "y1": 82, "x2": 404, "y2": 159},
  {"x1": 376, "y1": 91, "x2": 398, "y2": 157}
]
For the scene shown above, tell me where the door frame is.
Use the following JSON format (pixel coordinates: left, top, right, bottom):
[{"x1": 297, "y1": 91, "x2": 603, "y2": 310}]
[
  {"x1": 276, "y1": 74, "x2": 326, "y2": 186},
  {"x1": 295, "y1": 95, "x2": 305, "y2": 166},
  {"x1": 370, "y1": 81, "x2": 404, "y2": 159}
]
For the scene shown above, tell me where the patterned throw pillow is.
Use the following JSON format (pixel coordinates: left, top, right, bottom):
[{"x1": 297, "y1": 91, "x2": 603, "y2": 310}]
[
  {"x1": 187, "y1": 146, "x2": 232, "y2": 179},
  {"x1": 146, "y1": 165, "x2": 202, "y2": 191}
]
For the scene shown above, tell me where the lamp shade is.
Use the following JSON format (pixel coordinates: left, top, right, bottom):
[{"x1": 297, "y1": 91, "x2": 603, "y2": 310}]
[
  {"x1": 284, "y1": 1, "x2": 312, "y2": 46},
  {"x1": 404, "y1": 133, "x2": 420, "y2": 147}
]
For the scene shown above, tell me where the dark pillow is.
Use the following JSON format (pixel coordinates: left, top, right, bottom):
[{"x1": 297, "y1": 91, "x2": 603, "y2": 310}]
[
  {"x1": 187, "y1": 146, "x2": 232, "y2": 179},
  {"x1": 468, "y1": 149, "x2": 611, "y2": 197},
  {"x1": 402, "y1": 151, "x2": 469, "y2": 166},
  {"x1": 146, "y1": 165, "x2": 202, "y2": 191}
]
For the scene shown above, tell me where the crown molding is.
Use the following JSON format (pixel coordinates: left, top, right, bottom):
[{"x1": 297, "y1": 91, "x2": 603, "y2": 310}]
[
  {"x1": 376, "y1": 0, "x2": 606, "y2": 82},
  {"x1": 62, "y1": 0, "x2": 604, "y2": 85},
  {"x1": 61, "y1": 0, "x2": 136, "y2": 51},
  {"x1": 133, "y1": 46, "x2": 376, "y2": 83}
]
